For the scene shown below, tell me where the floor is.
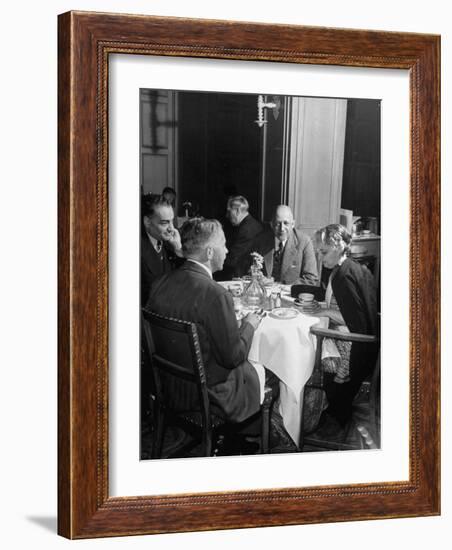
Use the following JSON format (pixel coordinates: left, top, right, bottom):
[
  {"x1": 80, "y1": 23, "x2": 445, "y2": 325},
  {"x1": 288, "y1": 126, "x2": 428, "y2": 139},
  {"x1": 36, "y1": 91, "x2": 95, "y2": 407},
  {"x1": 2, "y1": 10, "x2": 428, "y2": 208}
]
[
  {"x1": 140, "y1": 407, "x2": 300, "y2": 459},
  {"x1": 140, "y1": 403, "x2": 379, "y2": 459}
]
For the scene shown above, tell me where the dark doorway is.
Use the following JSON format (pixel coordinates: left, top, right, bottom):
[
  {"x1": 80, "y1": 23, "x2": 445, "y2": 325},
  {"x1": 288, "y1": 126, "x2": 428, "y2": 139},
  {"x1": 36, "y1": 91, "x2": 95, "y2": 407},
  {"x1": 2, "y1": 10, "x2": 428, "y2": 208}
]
[
  {"x1": 177, "y1": 92, "x2": 263, "y2": 221},
  {"x1": 341, "y1": 99, "x2": 381, "y2": 219}
]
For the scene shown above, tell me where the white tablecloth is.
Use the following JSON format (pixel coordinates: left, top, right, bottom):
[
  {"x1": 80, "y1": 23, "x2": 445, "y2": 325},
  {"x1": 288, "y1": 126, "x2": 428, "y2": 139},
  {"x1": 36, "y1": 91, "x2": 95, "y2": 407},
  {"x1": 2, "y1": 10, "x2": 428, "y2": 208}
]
[
  {"x1": 217, "y1": 280, "x2": 338, "y2": 444},
  {"x1": 248, "y1": 312, "x2": 332, "y2": 446}
]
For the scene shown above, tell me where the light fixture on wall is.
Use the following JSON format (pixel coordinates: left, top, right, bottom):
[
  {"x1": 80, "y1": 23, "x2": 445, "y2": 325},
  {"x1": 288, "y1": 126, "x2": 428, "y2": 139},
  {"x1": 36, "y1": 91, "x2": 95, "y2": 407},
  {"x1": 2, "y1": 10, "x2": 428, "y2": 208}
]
[{"x1": 255, "y1": 94, "x2": 281, "y2": 127}]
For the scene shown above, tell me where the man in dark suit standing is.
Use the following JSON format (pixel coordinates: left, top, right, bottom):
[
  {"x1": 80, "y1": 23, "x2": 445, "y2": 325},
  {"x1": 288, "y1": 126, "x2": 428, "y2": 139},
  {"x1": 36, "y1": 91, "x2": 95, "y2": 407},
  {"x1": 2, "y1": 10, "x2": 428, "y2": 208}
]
[
  {"x1": 141, "y1": 194, "x2": 183, "y2": 306},
  {"x1": 253, "y1": 205, "x2": 318, "y2": 285},
  {"x1": 147, "y1": 218, "x2": 266, "y2": 423},
  {"x1": 216, "y1": 195, "x2": 264, "y2": 280}
]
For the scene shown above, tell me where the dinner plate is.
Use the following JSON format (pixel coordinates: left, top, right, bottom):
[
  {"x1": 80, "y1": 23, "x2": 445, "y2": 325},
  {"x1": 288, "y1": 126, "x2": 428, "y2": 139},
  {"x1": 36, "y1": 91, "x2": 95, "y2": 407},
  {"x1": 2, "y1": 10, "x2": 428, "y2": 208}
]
[{"x1": 269, "y1": 307, "x2": 299, "y2": 320}]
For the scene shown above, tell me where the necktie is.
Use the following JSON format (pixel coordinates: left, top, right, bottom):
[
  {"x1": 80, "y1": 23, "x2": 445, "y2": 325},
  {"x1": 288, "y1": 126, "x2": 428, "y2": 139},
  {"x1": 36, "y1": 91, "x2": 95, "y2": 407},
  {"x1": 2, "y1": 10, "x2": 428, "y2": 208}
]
[
  {"x1": 156, "y1": 241, "x2": 163, "y2": 260},
  {"x1": 271, "y1": 241, "x2": 284, "y2": 282}
]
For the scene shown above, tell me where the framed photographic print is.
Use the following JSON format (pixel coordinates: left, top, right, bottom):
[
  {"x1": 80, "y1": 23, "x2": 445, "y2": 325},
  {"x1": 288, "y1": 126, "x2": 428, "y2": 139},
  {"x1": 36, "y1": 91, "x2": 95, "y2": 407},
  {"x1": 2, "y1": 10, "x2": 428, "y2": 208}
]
[{"x1": 58, "y1": 11, "x2": 440, "y2": 538}]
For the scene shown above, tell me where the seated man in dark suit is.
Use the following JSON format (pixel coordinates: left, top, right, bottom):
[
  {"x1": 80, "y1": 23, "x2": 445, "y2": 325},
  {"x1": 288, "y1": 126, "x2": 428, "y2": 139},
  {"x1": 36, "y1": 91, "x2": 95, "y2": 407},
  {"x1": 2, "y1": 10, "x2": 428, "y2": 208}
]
[
  {"x1": 147, "y1": 218, "x2": 266, "y2": 423},
  {"x1": 216, "y1": 195, "x2": 264, "y2": 280},
  {"x1": 140, "y1": 194, "x2": 184, "y2": 423},
  {"x1": 252, "y1": 205, "x2": 318, "y2": 285},
  {"x1": 141, "y1": 193, "x2": 183, "y2": 306}
]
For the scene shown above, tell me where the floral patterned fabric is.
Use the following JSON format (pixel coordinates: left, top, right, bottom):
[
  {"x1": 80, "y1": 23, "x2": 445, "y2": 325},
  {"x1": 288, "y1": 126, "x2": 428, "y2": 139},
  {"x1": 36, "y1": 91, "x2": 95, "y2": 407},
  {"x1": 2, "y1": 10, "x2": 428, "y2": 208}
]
[{"x1": 302, "y1": 317, "x2": 352, "y2": 434}]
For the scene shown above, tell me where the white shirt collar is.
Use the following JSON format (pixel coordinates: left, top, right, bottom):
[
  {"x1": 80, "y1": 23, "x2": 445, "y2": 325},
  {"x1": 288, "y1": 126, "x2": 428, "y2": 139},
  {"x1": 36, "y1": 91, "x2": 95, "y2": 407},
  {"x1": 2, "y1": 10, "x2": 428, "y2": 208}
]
[
  {"x1": 186, "y1": 258, "x2": 212, "y2": 279},
  {"x1": 274, "y1": 237, "x2": 287, "y2": 250}
]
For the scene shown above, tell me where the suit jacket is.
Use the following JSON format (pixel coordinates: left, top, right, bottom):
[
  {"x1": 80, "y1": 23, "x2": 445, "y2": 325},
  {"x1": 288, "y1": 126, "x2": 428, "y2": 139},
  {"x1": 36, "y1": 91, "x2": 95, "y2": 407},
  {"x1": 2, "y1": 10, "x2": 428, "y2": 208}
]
[
  {"x1": 146, "y1": 261, "x2": 261, "y2": 423},
  {"x1": 326, "y1": 258, "x2": 379, "y2": 423},
  {"x1": 140, "y1": 233, "x2": 173, "y2": 306},
  {"x1": 216, "y1": 214, "x2": 264, "y2": 280},
  {"x1": 253, "y1": 226, "x2": 318, "y2": 285},
  {"x1": 332, "y1": 258, "x2": 378, "y2": 337}
]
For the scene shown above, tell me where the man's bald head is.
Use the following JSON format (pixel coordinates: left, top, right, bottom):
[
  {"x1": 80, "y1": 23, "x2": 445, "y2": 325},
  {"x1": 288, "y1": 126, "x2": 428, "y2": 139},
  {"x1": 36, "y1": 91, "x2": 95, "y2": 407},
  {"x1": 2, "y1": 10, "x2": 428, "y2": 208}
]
[{"x1": 272, "y1": 205, "x2": 295, "y2": 241}]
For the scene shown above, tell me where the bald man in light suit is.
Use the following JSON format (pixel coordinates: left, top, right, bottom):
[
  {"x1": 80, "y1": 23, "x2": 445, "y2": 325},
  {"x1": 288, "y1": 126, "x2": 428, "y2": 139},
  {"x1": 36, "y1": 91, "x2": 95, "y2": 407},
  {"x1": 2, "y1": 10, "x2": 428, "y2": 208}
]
[{"x1": 252, "y1": 205, "x2": 318, "y2": 285}]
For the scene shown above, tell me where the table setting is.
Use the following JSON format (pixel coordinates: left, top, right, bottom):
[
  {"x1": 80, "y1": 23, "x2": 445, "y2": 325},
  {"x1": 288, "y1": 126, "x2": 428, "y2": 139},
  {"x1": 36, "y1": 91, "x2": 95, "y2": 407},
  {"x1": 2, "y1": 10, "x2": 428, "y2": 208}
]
[{"x1": 218, "y1": 264, "x2": 339, "y2": 445}]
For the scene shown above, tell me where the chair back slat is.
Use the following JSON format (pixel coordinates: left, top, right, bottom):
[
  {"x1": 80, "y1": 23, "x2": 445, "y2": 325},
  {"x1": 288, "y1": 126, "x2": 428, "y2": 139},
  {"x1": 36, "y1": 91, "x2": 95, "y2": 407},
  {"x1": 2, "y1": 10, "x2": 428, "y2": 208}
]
[
  {"x1": 149, "y1": 323, "x2": 198, "y2": 378},
  {"x1": 152, "y1": 354, "x2": 198, "y2": 383},
  {"x1": 142, "y1": 308, "x2": 210, "y2": 420}
]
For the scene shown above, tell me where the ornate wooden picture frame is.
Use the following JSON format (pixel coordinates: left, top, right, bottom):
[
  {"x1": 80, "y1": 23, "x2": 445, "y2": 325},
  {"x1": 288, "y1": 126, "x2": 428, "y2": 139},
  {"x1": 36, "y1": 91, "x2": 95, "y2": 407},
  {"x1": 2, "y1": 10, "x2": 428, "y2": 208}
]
[{"x1": 58, "y1": 11, "x2": 440, "y2": 538}]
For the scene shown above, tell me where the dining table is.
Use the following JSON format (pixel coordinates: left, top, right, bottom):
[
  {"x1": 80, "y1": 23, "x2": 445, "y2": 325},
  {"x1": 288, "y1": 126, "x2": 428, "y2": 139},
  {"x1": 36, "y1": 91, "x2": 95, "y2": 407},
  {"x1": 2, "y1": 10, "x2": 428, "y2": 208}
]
[{"x1": 219, "y1": 281, "x2": 339, "y2": 446}]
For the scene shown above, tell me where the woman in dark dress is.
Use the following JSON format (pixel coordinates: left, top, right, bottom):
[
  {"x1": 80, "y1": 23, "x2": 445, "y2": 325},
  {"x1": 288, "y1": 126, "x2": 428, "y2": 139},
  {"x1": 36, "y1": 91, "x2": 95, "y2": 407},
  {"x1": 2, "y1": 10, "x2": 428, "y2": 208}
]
[{"x1": 314, "y1": 224, "x2": 379, "y2": 426}]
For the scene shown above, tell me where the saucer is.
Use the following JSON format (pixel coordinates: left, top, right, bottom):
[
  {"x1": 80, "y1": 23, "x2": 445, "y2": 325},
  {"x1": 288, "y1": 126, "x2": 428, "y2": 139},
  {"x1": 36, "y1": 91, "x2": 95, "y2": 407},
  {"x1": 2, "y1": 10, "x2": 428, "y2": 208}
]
[
  {"x1": 294, "y1": 299, "x2": 320, "y2": 313},
  {"x1": 269, "y1": 307, "x2": 299, "y2": 320}
]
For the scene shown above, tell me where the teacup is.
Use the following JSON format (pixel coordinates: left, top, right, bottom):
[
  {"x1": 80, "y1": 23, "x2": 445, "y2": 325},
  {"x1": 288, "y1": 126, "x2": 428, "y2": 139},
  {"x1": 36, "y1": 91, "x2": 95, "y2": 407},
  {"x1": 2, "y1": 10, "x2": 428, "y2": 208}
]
[{"x1": 299, "y1": 292, "x2": 314, "y2": 303}]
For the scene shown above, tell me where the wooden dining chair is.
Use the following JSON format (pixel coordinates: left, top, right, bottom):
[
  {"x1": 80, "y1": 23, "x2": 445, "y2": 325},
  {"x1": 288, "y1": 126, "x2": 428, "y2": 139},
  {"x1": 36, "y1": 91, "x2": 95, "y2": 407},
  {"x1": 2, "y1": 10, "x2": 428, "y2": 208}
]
[
  {"x1": 141, "y1": 309, "x2": 274, "y2": 458},
  {"x1": 300, "y1": 326, "x2": 380, "y2": 451}
]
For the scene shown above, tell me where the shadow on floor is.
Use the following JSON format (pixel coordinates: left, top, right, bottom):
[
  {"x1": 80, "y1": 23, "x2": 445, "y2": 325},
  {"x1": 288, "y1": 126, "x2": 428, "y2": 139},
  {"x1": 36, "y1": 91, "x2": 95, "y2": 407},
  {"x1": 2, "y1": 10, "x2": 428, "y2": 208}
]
[{"x1": 26, "y1": 516, "x2": 57, "y2": 533}]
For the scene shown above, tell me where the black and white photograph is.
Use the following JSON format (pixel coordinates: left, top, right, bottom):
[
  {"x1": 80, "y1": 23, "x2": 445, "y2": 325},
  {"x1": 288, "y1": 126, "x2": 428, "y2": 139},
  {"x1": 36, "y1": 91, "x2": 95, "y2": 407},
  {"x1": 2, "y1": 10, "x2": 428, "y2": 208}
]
[
  {"x1": 140, "y1": 89, "x2": 381, "y2": 459},
  {"x1": 2, "y1": 0, "x2": 447, "y2": 547}
]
